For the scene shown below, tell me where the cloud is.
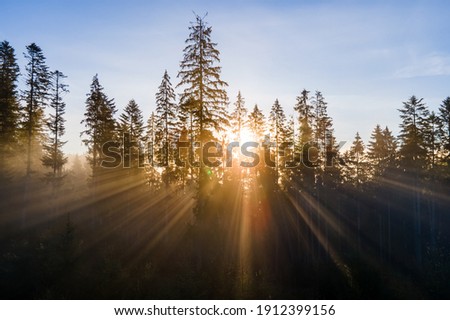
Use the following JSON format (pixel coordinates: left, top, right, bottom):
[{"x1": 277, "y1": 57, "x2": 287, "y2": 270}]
[{"x1": 394, "y1": 53, "x2": 450, "y2": 78}]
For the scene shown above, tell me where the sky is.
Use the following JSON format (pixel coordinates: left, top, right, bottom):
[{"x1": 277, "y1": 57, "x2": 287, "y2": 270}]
[{"x1": 2, "y1": 0, "x2": 450, "y2": 154}]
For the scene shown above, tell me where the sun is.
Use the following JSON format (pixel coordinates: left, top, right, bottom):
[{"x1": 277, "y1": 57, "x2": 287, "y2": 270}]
[
  {"x1": 238, "y1": 128, "x2": 255, "y2": 144},
  {"x1": 222, "y1": 127, "x2": 255, "y2": 145}
]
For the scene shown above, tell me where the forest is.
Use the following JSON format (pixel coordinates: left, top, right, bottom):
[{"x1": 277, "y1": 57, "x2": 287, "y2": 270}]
[{"x1": 0, "y1": 15, "x2": 449, "y2": 299}]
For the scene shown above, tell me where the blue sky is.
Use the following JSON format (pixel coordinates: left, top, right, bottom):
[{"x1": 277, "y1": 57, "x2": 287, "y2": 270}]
[{"x1": 2, "y1": 0, "x2": 450, "y2": 154}]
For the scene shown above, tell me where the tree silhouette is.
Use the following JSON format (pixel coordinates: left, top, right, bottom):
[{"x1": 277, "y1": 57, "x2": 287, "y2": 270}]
[
  {"x1": 231, "y1": 91, "x2": 247, "y2": 141},
  {"x1": 21, "y1": 43, "x2": 50, "y2": 177},
  {"x1": 247, "y1": 104, "x2": 265, "y2": 141},
  {"x1": 41, "y1": 70, "x2": 68, "y2": 189},
  {"x1": 119, "y1": 99, "x2": 145, "y2": 171},
  {"x1": 81, "y1": 74, "x2": 117, "y2": 185},
  {"x1": 347, "y1": 132, "x2": 366, "y2": 185},
  {"x1": 269, "y1": 98, "x2": 286, "y2": 178},
  {"x1": 177, "y1": 14, "x2": 229, "y2": 142},
  {"x1": 0, "y1": 41, "x2": 20, "y2": 178},
  {"x1": 177, "y1": 14, "x2": 229, "y2": 218},
  {"x1": 155, "y1": 70, "x2": 178, "y2": 181},
  {"x1": 398, "y1": 95, "x2": 429, "y2": 169},
  {"x1": 295, "y1": 89, "x2": 314, "y2": 146}
]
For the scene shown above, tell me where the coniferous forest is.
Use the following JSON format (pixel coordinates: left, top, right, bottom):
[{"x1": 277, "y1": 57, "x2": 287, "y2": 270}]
[{"x1": 1, "y1": 15, "x2": 450, "y2": 299}]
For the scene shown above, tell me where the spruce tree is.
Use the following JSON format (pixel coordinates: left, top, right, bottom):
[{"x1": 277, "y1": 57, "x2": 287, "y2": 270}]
[
  {"x1": 348, "y1": 132, "x2": 366, "y2": 184},
  {"x1": 398, "y1": 95, "x2": 429, "y2": 169},
  {"x1": 119, "y1": 99, "x2": 145, "y2": 171},
  {"x1": 41, "y1": 70, "x2": 68, "y2": 187},
  {"x1": 269, "y1": 99, "x2": 287, "y2": 142},
  {"x1": 294, "y1": 89, "x2": 316, "y2": 171},
  {"x1": 155, "y1": 70, "x2": 177, "y2": 168},
  {"x1": 398, "y1": 96, "x2": 428, "y2": 267},
  {"x1": 294, "y1": 89, "x2": 314, "y2": 146},
  {"x1": 231, "y1": 91, "x2": 247, "y2": 141},
  {"x1": 246, "y1": 104, "x2": 266, "y2": 176},
  {"x1": 81, "y1": 74, "x2": 117, "y2": 182},
  {"x1": 177, "y1": 14, "x2": 229, "y2": 219},
  {"x1": 21, "y1": 43, "x2": 50, "y2": 176},
  {"x1": 247, "y1": 104, "x2": 265, "y2": 141},
  {"x1": 367, "y1": 124, "x2": 385, "y2": 164},
  {"x1": 269, "y1": 99, "x2": 287, "y2": 174},
  {"x1": 0, "y1": 41, "x2": 20, "y2": 176},
  {"x1": 177, "y1": 14, "x2": 229, "y2": 142},
  {"x1": 367, "y1": 124, "x2": 397, "y2": 176},
  {"x1": 312, "y1": 90, "x2": 332, "y2": 156}
]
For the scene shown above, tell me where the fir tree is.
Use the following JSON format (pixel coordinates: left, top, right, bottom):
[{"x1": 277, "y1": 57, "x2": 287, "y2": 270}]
[
  {"x1": 294, "y1": 89, "x2": 314, "y2": 146},
  {"x1": 41, "y1": 70, "x2": 68, "y2": 188},
  {"x1": 367, "y1": 124, "x2": 385, "y2": 164},
  {"x1": 119, "y1": 99, "x2": 145, "y2": 170},
  {"x1": 21, "y1": 43, "x2": 50, "y2": 176},
  {"x1": 231, "y1": 91, "x2": 247, "y2": 141},
  {"x1": 155, "y1": 70, "x2": 177, "y2": 168},
  {"x1": 247, "y1": 104, "x2": 265, "y2": 141},
  {"x1": 348, "y1": 132, "x2": 366, "y2": 184},
  {"x1": 0, "y1": 41, "x2": 20, "y2": 176},
  {"x1": 398, "y1": 95, "x2": 429, "y2": 169},
  {"x1": 312, "y1": 91, "x2": 332, "y2": 155},
  {"x1": 177, "y1": 14, "x2": 229, "y2": 219},
  {"x1": 269, "y1": 99, "x2": 287, "y2": 173},
  {"x1": 367, "y1": 124, "x2": 397, "y2": 176},
  {"x1": 398, "y1": 96, "x2": 429, "y2": 267},
  {"x1": 294, "y1": 89, "x2": 316, "y2": 171},
  {"x1": 81, "y1": 74, "x2": 117, "y2": 181},
  {"x1": 177, "y1": 14, "x2": 229, "y2": 142}
]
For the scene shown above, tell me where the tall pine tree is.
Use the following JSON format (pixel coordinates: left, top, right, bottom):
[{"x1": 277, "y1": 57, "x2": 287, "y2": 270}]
[
  {"x1": 294, "y1": 89, "x2": 314, "y2": 146},
  {"x1": 247, "y1": 104, "x2": 265, "y2": 141},
  {"x1": 119, "y1": 99, "x2": 145, "y2": 171},
  {"x1": 367, "y1": 124, "x2": 397, "y2": 176},
  {"x1": 177, "y1": 14, "x2": 229, "y2": 219},
  {"x1": 398, "y1": 95, "x2": 429, "y2": 169},
  {"x1": 21, "y1": 43, "x2": 50, "y2": 176},
  {"x1": 81, "y1": 74, "x2": 117, "y2": 184},
  {"x1": 294, "y1": 89, "x2": 316, "y2": 171},
  {"x1": 177, "y1": 14, "x2": 229, "y2": 142},
  {"x1": 312, "y1": 90, "x2": 332, "y2": 157},
  {"x1": 0, "y1": 41, "x2": 20, "y2": 177},
  {"x1": 231, "y1": 91, "x2": 247, "y2": 141},
  {"x1": 155, "y1": 70, "x2": 177, "y2": 168},
  {"x1": 347, "y1": 132, "x2": 366, "y2": 185},
  {"x1": 269, "y1": 99, "x2": 287, "y2": 175},
  {"x1": 41, "y1": 70, "x2": 68, "y2": 188}
]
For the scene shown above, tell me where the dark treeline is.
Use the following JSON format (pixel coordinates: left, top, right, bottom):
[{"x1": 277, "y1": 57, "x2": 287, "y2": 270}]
[{"x1": 0, "y1": 15, "x2": 449, "y2": 299}]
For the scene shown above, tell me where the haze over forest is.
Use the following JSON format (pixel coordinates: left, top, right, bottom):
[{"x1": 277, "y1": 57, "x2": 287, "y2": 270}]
[{"x1": 0, "y1": 1, "x2": 449, "y2": 299}]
